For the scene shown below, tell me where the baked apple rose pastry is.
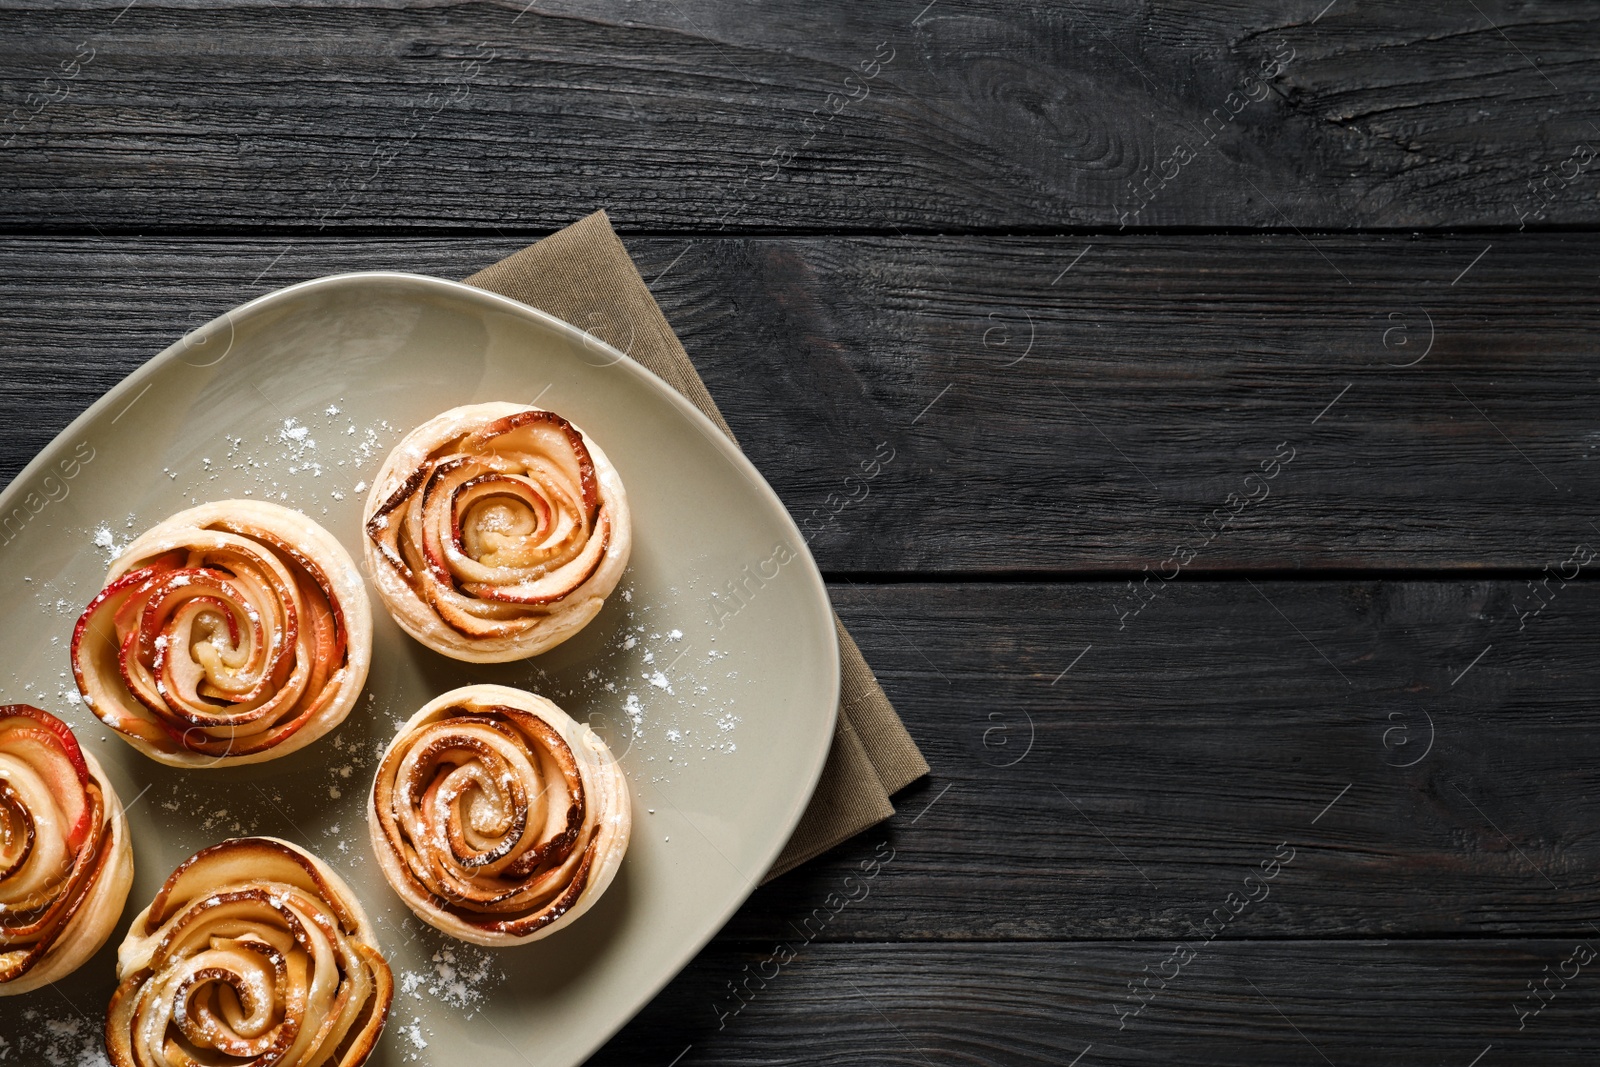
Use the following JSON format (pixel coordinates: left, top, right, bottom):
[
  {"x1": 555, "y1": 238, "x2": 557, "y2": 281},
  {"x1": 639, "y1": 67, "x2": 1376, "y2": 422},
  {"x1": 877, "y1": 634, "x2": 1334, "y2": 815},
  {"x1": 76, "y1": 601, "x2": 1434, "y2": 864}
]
[
  {"x1": 72, "y1": 501, "x2": 372, "y2": 768},
  {"x1": 369, "y1": 684, "x2": 631, "y2": 946},
  {"x1": 107, "y1": 837, "x2": 392, "y2": 1067},
  {"x1": 0, "y1": 706, "x2": 134, "y2": 995},
  {"x1": 363, "y1": 403, "x2": 631, "y2": 662}
]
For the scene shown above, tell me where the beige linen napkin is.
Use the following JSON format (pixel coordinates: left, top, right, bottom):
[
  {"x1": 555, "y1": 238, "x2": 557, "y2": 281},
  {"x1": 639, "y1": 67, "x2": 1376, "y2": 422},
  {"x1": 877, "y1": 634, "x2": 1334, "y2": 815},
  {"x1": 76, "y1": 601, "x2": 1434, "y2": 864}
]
[{"x1": 465, "y1": 210, "x2": 928, "y2": 880}]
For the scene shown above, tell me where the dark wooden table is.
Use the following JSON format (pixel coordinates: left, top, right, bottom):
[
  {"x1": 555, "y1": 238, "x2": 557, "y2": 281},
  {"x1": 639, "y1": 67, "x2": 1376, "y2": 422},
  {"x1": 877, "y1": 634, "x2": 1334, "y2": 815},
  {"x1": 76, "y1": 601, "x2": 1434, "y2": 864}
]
[{"x1": 5, "y1": 1, "x2": 1600, "y2": 1062}]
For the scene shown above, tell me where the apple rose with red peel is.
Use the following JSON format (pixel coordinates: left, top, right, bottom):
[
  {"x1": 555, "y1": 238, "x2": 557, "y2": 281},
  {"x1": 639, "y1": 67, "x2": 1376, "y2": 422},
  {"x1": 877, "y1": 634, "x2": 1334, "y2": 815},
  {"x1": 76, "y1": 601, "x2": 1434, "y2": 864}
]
[
  {"x1": 107, "y1": 837, "x2": 393, "y2": 1067},
  {"x1": 72, "y1": 501, "x2": 372, "y2": 768},
  {"x1": 363, "y1": 403, "x2": 631, "y2": 663},
  {"x1": 0, "y1": 705, "x2": 134, "y2": 995},
  {"x1": 369, "y1": 684, "x2": 631, "y2": 946}
]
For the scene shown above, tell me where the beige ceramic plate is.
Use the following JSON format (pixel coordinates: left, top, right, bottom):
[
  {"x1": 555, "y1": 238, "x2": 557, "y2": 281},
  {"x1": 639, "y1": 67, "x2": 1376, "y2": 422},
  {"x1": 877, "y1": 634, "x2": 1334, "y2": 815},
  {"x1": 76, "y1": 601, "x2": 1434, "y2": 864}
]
[{"x1": 0, "y1": 273, "x2": 839, "y2": 1065}]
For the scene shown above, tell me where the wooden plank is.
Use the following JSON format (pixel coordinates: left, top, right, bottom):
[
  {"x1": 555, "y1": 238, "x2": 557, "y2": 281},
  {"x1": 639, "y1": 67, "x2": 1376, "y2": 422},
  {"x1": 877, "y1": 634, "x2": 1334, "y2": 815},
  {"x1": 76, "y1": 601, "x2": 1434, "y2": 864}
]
[
  {"x1": 724, "y1": 579, "x2": 1600, "y2": 941},
  {"x1": 3, "y1": 1, "x2": 1598, "y2": 231},
  {"x1": 2, "y1": 234, "x2": 1598, "y2": 572},
  {"x1": 592, "y1": 939, "x2": 1600, "y2": 1065}
]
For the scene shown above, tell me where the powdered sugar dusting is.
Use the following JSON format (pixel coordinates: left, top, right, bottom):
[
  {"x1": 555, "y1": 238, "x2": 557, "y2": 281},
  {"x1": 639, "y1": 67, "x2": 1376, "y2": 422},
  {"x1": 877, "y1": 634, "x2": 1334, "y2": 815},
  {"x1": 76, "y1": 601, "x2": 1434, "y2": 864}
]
[
  {"x1": 90, "y1": 523, "x2": 129, "y2": 562},
  {"x1": 142, "y1": 402, "x2": 399, "y2": 518},
  {"x1": 396, "y1": 945, "x2": 503, "y2": 1015},
  {"x1": 401, "y1": 1018, "x2": 429, "y2": 1055},
  {"x1": 510, "y1": 579, "x2": 747, "y2": 788}
]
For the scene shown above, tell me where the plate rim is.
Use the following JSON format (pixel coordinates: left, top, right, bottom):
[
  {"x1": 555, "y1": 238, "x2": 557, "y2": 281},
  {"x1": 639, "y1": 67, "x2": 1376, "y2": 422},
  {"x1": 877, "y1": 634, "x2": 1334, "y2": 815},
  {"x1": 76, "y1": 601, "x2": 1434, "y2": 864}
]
[{"x1": 3, "y1": 269, "x2": 841, "y2": 1064}]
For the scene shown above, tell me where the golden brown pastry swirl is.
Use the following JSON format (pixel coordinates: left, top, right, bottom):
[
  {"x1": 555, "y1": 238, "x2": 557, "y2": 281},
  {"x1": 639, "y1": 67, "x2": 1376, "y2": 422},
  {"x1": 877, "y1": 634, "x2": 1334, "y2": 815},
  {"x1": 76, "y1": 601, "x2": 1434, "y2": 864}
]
[
  {"x1": 369, "y1": 684, "x2": 631, "y2": 946},
  {"x1": 107, "y1": 837, "x2": 392, "y2": 1067},
  {"x1": 363, "y1": 403, "x2": 631, "y2": 663},
  {"x1": 71, "y1": 501, "x2": 372, "y2": 768},
  {"x1": 0, "y1": 705, "x2": 133, "y2": 995}
]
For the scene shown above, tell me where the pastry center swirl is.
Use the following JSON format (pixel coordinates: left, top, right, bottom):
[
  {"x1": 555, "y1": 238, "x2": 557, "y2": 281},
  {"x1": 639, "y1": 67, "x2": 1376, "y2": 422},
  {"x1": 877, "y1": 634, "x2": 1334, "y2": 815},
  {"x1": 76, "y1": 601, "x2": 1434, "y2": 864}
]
[{"x1": 374, "y1": 705, "x2": 602, "y2": 933}]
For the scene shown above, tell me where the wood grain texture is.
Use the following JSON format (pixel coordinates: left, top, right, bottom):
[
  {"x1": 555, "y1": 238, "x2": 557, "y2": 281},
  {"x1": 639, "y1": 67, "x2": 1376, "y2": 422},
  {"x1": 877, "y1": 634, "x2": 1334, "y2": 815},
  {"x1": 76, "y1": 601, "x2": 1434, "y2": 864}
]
[
  {"x1": 592, "y1": 939, "x2": 1600, "y2": 1065},
  {"x1": 2, "y1": 234, "x2": 1598, "y2": 572},
  {"x1": 721, "y1": 579, "x2": 1600, "y2": 942},
  {"x1": 2, "y1": 1, "x2": 1599, "y2": 231},
  {"x1": 4, "y1": 6, "x2": 1599, "y2": 1056}
]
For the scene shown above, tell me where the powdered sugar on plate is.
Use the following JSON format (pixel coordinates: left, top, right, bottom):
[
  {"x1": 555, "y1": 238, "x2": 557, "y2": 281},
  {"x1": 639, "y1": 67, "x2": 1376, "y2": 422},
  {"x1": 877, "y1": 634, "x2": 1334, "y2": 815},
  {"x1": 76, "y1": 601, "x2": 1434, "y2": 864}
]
[
  {"x1": 398, "y1": 1017, "x2": 430, "y2": 1059},
  {"x1": 71, "y1": 403, "x2": 399, "y2": 568},
  {"x1": 161, "y1": 403, "x2": 399, "y2": 518},
  {"x1": 513, "y1": 580, "x2": 745, "y2": 788},
  {"x1": 90, "y1": 522, "x2": 130, "y2": 563},
  {"x1": 399, "y1": 945, "x2": 503, "y2": 1014},
  {"x1": 371, "y1": 912, "x2": 508, "y2": 1062}
]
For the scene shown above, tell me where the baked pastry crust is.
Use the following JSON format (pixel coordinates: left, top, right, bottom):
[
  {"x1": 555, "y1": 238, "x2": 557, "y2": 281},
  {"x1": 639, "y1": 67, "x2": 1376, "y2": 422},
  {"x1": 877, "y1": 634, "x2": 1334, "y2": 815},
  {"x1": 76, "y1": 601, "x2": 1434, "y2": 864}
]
[
  {"x1": 72, "y1": 500, "x2": 372, "y2": 768},
  {"x1": 369, "y1": 683, "x2": 631, "y2": 946},
  {"x1": 0, "y1": 705, "x2": 133, "y2": 995},
  {"x1": 107, "y1": 836, "x2": 393, "y2": 1067},
  {"x1": 363, "y1": 403, "x2": 631, "y2": 662}
]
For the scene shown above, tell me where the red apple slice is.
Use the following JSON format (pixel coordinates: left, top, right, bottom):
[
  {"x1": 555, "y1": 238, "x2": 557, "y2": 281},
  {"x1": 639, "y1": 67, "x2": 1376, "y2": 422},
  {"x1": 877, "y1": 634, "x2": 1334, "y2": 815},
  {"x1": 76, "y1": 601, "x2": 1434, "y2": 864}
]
[
  {"x1": 70, "y1": 562, "x2": 169, "y2": 669},
  {"x1": 0, "y1": 706, "x2": 93, "y2": 851}
]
